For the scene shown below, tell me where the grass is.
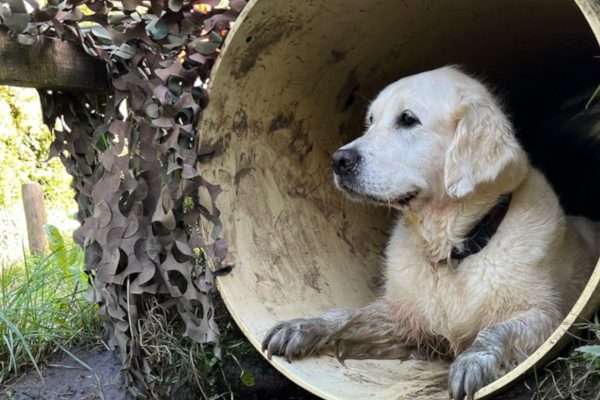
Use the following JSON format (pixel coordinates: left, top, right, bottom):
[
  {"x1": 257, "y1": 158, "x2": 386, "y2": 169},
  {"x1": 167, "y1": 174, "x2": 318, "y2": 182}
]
[
  {"x1": 0, "y1": 223, "x2": 282, "y2": 399},
  {"x1": 0, "y1": 225, "x2": 101, "y2": 387},
  {"x1": 1, "y1": 224, "x2": 595, "y2": 400},
  {"x1": 131, "y1": 297, "x2": 258, "y2": 400},
  {"x1": 531, "y1": 315, "x2": 600, "y2": 399}
]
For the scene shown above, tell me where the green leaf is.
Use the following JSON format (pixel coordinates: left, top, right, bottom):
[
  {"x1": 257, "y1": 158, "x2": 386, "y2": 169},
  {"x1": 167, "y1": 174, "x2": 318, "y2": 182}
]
[
  {"x1": 576, "y1": 345, "x2": 600, "y2": 357},
  {"x1": 240, "y1": 370, "x2": 255, "y2": 387},
  {"x1": 43, "y1": 224, "x2": 64, "y2": 254},
  {"x1": 208, "y1": 356, "x2": 219, "y2": 368},
  {"x1": 585, "y1": 83, "x2": 600, "y2": 109},
  {"x1": 69, "y1": 263, "x2": 87, "y2": 284},
  {"x1": 0, "y1": 310, "x2": 43, "y2": 382}
]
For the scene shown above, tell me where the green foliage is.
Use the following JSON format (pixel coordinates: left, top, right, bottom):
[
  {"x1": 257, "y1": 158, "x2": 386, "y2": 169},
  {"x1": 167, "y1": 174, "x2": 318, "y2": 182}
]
[
  {"x1": 132, "y1": 300, "x2": 218, "y2": 399},
  {"x1": 131, "y1": 299, "x2": 261, "y2": 399},
  {"x1": 44, "y1": 223, "x2": 65, "y2": 253},
  {"x1": 0, "y1": 226, "x2": 100, "y2": 385},
  {"x1": 44, "y1": 224, "x2": 87, "y2": 283},
  {"x1": 239, "y1": 370, "x2": 255, "y2": 387},
  {"x1": 577, "y1": 345, "x2": 600, "y2": 357},
  {"x1": 585, "y1": 83, "x2": 600, "y2": 109},
  {"x1": 533, "y1": 316, "x2": 600, "y2": 398},
  {"x1": 576, "y1": 345, "x2": 600, "y2": 368},
  {"x1": 0, "y1": 86, "x2": 74, "y2": 210},
  {"x1": 1, "y1": 0, "x2": 244, "y2": 395}
]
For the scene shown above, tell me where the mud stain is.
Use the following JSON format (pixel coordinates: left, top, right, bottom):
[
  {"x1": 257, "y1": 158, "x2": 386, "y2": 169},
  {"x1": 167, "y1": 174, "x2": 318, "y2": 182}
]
[
  {"x1": 303, "y1": 264, "x2": 323, "y2": 293},
  {"x1": 268, "y1": 112, "x2": 295, "y2": 134},
  {"x1": 329, "y1": 49, "x2": 347, "y2": 64},
  {"x1": 198, "y1": 131, "x2": 231, "y2": 160},
  {"x1": 233, "y1": 15, "x2": 300, "y2": 79},
  {"x1": 232, "y1": 108, "x2": 249, "y2": 134},
  {"x1": 335, "y1": 69, "x2": 360, "y2": 112},
  {"x1": 268, "y1": 112, "x2": 314, "y2": 165},
  {"x1": 234, "y1": 166, "x2": 254, "y2": 186}
]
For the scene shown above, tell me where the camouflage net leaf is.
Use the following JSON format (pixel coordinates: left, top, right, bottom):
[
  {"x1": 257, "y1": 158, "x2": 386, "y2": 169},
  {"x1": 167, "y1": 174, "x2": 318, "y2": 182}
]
[{"x1": 0, "y1": 0, "x2": 246, "y2": 396}]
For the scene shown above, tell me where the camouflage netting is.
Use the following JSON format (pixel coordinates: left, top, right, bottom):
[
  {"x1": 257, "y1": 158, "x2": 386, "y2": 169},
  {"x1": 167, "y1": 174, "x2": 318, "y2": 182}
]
[{"x1": 0, "y1": 0, "x2": 245, "y2": 396}]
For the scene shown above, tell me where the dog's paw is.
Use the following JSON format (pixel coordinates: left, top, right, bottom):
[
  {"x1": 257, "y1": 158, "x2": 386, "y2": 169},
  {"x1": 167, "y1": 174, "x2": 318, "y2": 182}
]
[
  {"x1": 261, "y1": 318, "x2": 330, "y2": 362},
  {"x1": 448, "y1": 349, "x2": 501, "y2": 400}
]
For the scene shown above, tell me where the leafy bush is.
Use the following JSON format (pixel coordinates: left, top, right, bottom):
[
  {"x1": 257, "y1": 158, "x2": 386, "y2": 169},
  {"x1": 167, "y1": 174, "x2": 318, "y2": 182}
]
[{"x1": 0, "y1": 86, "x2": 74, "y2": 210}]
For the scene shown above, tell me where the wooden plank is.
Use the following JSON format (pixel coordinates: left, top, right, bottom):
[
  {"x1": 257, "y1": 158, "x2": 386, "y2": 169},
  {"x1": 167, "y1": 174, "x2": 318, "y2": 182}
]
[
  {"x1": 22, "y1": 182, "x2": 48, "y2": 256},
  {"x1": 0, "y1": 31, "x2": 108, "y2": 91}
]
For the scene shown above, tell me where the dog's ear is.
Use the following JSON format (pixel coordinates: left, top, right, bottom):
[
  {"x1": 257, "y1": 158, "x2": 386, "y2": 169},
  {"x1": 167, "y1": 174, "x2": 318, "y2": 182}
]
[{"x1": 443, "y1": 95, "x2": 526, "y2": 198}]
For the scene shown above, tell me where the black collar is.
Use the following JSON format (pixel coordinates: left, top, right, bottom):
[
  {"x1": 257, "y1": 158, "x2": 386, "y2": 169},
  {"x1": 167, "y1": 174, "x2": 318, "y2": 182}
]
[{"x1": 450, "y1": 193, "x2": 512, "y2": 261}]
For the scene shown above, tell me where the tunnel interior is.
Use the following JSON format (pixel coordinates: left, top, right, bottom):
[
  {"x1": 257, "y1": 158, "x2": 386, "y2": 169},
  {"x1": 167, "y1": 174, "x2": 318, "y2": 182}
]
[{"x1": 199, "y1": 1, "x2": 600, "y2": 398}]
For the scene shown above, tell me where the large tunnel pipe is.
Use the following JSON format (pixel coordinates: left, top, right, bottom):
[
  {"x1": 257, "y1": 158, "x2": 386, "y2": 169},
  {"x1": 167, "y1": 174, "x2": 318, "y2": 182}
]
[{"x1": 198, "y1": 1, "x2": 600, "y2": 398}]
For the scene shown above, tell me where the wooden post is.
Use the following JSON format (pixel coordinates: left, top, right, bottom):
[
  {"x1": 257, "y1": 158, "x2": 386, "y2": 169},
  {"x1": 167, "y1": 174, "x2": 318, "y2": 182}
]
[{"x1": 22, "y1": 182, "x2": 48, "y2": 255}]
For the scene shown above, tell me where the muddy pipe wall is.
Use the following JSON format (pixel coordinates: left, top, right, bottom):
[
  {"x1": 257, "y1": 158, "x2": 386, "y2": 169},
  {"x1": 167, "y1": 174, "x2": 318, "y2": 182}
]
[{"x1": 198, "y1": 1, "x2": 600, "y2": 398}]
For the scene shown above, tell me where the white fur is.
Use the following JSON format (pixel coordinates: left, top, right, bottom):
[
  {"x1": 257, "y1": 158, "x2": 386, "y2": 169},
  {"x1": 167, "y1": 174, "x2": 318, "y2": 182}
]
[{"x1": 262, "y1": 66, "x2": 598, "y2": 399}]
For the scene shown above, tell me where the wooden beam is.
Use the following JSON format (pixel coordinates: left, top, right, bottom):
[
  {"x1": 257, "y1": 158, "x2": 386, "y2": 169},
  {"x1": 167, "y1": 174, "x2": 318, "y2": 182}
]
[{"x1": 0, "y1": 31, "x2": 108, "y2": 91}]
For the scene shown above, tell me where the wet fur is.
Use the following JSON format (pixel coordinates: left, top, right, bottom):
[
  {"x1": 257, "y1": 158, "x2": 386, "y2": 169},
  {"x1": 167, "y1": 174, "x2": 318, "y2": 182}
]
[{"x1": 262, "y1": 67, "x2": 598, "y2": 399}]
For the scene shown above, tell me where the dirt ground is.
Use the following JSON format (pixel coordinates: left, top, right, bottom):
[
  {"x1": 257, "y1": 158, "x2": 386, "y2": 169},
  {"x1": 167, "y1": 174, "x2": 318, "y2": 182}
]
[
  {"x1": 1, "y1": 345, "x2": 534, "y2": 400},
  {"x1": 1, "y1": 346, "x2": 129, "y2": 400},
  {"x1": 0, "y1": 344, "x2": 317, "y2": 400}
]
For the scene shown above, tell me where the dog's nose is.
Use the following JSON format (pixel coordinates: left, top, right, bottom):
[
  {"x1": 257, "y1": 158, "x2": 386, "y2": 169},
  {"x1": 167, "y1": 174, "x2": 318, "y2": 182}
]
[{"x1": 332, "y1": 148, "x2": 360, "y2": 175}]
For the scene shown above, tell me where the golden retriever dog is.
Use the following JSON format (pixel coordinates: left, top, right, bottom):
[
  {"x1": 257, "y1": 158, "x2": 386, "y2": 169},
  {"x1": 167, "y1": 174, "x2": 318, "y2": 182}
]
[{"x1": 261, "y1": 66, "x2": 598, "y2": 399}]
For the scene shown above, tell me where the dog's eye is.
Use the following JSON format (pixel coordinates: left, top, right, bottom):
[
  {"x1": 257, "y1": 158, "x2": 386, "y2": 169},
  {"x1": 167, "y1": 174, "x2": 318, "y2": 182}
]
[
  {"x1": 397, "y1": 110, "x2": 420, "y2": 128},
  {"x1": 367, "y1": 115, "x2": 373, "y2": 125}
]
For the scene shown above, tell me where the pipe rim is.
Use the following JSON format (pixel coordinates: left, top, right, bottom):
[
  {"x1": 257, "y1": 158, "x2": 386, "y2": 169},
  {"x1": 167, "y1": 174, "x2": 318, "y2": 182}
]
[{"x1": 203, "y1": 1, "x2": 600, "y2": 398}]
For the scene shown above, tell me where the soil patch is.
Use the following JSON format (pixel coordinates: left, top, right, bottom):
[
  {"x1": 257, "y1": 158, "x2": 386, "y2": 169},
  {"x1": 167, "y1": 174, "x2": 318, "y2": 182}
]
[
  {"x1": 0, "y1": 341, "x2": 537, "y2": 400},
  {"x1": 1, "y1": 346, "x2": 129, "y2": 400}
]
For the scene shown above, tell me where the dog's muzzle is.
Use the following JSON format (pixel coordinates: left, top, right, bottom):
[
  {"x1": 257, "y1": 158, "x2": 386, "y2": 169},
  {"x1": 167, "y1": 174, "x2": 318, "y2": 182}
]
[
  {"x1": 331, "y1": 148, "x2": 419, "y2": 206},
  {"x1": 331, "y1": 148, "x2": 360, "y2": 176}
]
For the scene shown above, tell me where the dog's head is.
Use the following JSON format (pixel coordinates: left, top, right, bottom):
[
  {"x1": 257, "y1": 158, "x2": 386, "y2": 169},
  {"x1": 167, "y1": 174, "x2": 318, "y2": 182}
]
[{"x1": 332, "y1": 66, "x2": 528, "y2": 206}]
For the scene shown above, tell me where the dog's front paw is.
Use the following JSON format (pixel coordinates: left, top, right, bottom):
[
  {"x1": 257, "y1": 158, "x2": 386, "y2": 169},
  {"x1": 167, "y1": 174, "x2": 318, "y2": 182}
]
[
  {"x1": 448, "y1": 349, "x2": 501, "y2": 400},
  {"x1": 261, "y1": 318, "x2": 331, "y2": 362}
]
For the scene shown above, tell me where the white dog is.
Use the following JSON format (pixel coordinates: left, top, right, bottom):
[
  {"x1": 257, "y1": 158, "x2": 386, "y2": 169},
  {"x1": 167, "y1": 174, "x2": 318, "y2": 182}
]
[{"x1": 262, "y1": 66, "x2": 598, "y2": 399}]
